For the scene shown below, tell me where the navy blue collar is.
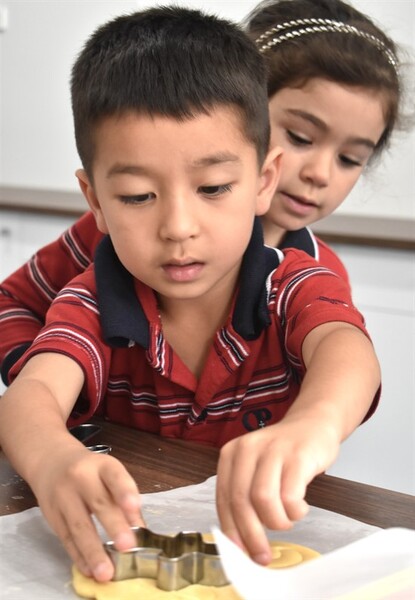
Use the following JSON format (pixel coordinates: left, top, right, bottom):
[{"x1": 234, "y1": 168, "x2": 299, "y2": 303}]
[
  {"x1": 94, "y1": 237, "x2": 150, "y2": 348},
  {"x1": 94, "y1": 221, "x2": 317, "y2": 348},
  {"x1": 280, "y1": 227, "x2": 318, "y2": 259}
]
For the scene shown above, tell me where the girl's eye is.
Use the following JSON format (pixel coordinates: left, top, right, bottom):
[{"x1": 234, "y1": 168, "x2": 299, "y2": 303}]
[
  {"x1": 199, "y1": 183, "x2": 233, "y2": 197},
  {"x1": 339, "y1": 155, "x2": 363, "y2": 168},
  {"x1": 119, "y1": 192, "x2": 156, "y2": 204},
  {"x1": 287, "y1": 130, "x2": 312, "y2": 146}
]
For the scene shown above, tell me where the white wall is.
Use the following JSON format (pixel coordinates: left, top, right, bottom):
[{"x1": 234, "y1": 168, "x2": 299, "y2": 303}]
[
  {"x1": 326, "y1": 243, "x2": 415, "y2": 495},
  {"x1": 0, "y1": 0, "x2": 414, "y2": 220}
]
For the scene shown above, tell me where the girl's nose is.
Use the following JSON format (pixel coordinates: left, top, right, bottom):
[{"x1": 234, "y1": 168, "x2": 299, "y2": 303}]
[{"x1": 300, "y1": 151, "x2": 332, "y2": 188}]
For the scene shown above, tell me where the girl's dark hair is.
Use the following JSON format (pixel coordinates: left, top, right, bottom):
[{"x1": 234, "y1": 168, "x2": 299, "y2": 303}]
[
  {"x1": 244, "y1": 0, "x2": 404, "y2": 157},
  {"x1": 71, "y1": 6, "x2": 270, "y2": 176}
]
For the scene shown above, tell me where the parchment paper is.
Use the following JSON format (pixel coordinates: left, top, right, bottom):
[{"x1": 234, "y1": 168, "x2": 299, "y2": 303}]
[
  {"x1": 214, "y1": 527, "x2": 415, "y2": 600},
  {"x1": 0, "y1": 475, "x2": 381, "y2": 599}
]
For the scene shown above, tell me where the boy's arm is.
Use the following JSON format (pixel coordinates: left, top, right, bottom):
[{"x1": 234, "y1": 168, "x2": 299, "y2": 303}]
[
  {"x1": 216, "y1": 320, "x2": 380, "y2": 564},
  {"x1": 0, "y1": 212, "x2": 101, "y2": 385},
  {"x1": 0, "y1": 352, "x2": 142, "y2": 581}
]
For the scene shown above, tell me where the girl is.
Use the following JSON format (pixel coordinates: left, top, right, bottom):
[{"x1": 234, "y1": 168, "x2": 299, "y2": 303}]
[
  {"x1": 246, "y1": 0, "x2": 404, "y2": 277},
  {"x1": 0, "y1": 0, "x2": 406, "y2": 385}
]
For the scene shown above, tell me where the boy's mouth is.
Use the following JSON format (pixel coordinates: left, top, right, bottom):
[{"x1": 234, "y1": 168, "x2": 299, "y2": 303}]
[{"x1": 162, "y1": 260, "x2": 204, "y2": 282}]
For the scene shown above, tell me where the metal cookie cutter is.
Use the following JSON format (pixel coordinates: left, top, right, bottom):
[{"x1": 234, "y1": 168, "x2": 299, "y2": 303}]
[
  {"x1": 104, "y1": 527, "x2": 229, "y2": 591},
  {"x1": 69, "y1": 423, "x2": 112, "y2": 454}
]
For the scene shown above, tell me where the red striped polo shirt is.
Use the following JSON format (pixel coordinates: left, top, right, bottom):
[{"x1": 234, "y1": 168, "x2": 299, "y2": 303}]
[{"x1": 9, "y1": 220, "x2": 376, "y2": 447}]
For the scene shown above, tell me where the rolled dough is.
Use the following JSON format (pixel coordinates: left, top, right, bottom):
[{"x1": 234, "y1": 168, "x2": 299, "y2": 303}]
[{"x1": 72, "y1": 538, "x2": 319, "y2": 599}]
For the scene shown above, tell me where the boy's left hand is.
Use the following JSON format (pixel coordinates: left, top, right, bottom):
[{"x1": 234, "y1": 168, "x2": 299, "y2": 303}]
[{"x1": 215, "y1": 417, "x2": 339, "y2": 565}]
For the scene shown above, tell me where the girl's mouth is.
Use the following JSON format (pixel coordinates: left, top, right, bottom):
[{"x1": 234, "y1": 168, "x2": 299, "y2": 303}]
[{"x1": 280, "y1": 192, "x2": 318, "y2": 217}]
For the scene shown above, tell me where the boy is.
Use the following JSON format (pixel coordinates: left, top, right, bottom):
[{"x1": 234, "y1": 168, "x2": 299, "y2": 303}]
[{"x1": 0, "y1": 6, "x2": 380, "y2": 582}]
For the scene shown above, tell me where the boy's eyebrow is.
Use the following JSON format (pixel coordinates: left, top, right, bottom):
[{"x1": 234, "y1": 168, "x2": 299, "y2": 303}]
[
  {"x1": 106, "y1": 153, "x2": 241, "y2": 178},
  {"x1": 107, "y1": 164, "x2": 150, "y2": 178},
  {"x1": 286, "y1": 109, "x2": 377, "y2": 149},
  {"x1": 190, "y1": 152, "x2": 242, "y2": 168}
]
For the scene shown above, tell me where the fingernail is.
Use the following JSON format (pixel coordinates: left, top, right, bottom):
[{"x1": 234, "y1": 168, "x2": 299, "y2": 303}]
[
  {"x1": 123, "y1": 493, "x2": 141, "y2": 510},
  {"x1": 114, "y1": 531, "x2": 136, "y2": 550},
  {"x1": 253, "y1": 552, "x2": 271, "y2": 565},
  {"x1": 93, "y1": 561, "x2": 112, "y2": 582}
]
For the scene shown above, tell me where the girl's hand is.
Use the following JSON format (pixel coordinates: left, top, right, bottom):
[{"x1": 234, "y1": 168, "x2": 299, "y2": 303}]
[
  {"x1": 32, "y1": 445, "x2": 144, "y2": 581},
  {"x1": 215, "y1": 417, "x2": 339, "y2": 565}
]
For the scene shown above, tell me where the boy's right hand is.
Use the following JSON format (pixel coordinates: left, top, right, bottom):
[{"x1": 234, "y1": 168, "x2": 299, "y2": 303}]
[
  {"x1": 31, "y1": 444, "x2": 144, "y2": 582},
  {"x1": 0, "y1": 353, "x2": 144, "y2": 581}
]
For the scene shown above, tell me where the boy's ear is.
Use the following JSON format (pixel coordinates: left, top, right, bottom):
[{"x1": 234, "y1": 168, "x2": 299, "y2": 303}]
[
  {"x1": 76, "y1": 169, "x2": 109, "y2": 234},
  {"x1": 255, "y1": 146, "x2": 283, "y2": 216}
]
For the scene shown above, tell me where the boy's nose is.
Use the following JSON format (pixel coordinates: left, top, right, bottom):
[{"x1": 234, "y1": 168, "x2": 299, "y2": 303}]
[
  {"x1": 300, "y1": 151, "x2": 332, "y2": 188},
  {"x1": 159, "y1": 196, "x2": 199, "y2": 242}
]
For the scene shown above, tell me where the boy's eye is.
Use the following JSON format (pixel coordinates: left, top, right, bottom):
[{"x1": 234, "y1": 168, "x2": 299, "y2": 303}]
[
  {"x1": 287, "y1": 130, "x2": 312, "y2": 146},
  {"x1": 199, "y1": 183, "x2": 233, "y2": 197},
  {"x1": 119, "y1": 192, "x2": 156, "y2": 204}
]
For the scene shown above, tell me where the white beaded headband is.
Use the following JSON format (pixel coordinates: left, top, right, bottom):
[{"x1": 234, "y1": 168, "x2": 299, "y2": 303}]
[{"x1": 255, "y1": 17, "x2": 398, "y2": 71}]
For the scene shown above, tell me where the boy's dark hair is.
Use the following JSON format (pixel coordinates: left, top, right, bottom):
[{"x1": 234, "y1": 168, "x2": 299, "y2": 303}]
[
  {"x1": 244, "y1": 0, "x2": 404, "y2": 158},
  {"x1": 71, "y1": 5, "x2": 270, "y2": 177}
]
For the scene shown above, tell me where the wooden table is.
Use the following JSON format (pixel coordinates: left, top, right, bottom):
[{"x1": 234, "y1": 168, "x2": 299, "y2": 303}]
[{"x1": 1, "y1": 420, "x2": 414, "y2": 529}]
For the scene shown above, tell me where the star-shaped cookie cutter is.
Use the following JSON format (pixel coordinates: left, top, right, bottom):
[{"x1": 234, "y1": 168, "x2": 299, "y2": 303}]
[{"x1": 104, "y1": 527, "x2": 229, "y2": 591}]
